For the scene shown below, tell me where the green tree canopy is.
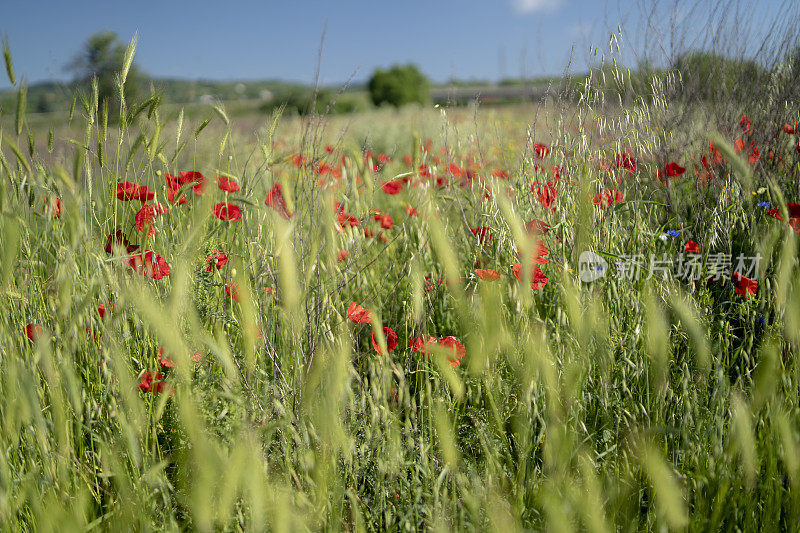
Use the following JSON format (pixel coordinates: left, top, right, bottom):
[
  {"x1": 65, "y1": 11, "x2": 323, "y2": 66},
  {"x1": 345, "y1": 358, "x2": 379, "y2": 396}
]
[
  {"x1": 367, "y1": 64, "x2": 429, "y2": 108},
  {"x1": 66, "y1": 31, "x2": 142, "y2": 116}
]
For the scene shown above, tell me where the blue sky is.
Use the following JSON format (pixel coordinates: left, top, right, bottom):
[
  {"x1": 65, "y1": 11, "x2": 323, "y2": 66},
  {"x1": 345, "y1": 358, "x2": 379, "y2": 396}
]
[{"x1": 0, "y1": 0, "x2": 794, "y2": 90}]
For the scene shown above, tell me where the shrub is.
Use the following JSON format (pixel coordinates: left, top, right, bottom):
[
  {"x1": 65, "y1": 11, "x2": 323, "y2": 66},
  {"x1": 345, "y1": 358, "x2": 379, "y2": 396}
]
[{"x1": 367, "y1": 64, "x2": 430, "y2": 108}]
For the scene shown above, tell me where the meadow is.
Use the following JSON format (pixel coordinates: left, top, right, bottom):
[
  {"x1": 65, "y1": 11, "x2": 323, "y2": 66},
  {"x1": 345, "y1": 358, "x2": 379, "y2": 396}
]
[{"x1": 1, "y1": 34, "x2": 800, "y2": 531}]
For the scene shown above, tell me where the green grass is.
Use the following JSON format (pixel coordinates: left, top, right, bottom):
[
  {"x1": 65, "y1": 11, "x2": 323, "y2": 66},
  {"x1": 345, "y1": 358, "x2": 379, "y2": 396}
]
[{"x1": 1, "y1": 39, "x2": 800, "y2": 532}]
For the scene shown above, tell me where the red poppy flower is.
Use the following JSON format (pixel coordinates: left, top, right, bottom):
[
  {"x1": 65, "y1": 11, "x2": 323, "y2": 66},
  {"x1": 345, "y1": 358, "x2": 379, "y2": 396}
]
[
  {"x1": 336, "y1": 210, "x2": 360, "y2": 229},
  {"x1": 732, "y1": 272, "x2": 758, "y2": 297},
  {"x1": 265, "y1": 183, "x2": 292, "y2": 219},
  {"x1": 747, "y1": 141, "x2": 760, "y2": 164},
  {"x1": 293, "y1": 154, "x2": 308, "y2": 167},
  {"x1": 533, "y1": 143, "x2": 550, "y2": 158},
  {"x1": 371, "y1": 326, "x2": 398, "y2": 355},
  {"x1": 125, "y1": 251, "x2": 170, "y2": 280},
  {"x1": 469, "y1": 227, "x2": 492, "y2": 246},
  {"x1": 372, "y1": 212, "x2": 394, "y2": 230},
  {"x1": 135, "y1": 203, "x2": 162, "y2": 238},
  {"x1": 436, "y1": 336, "x2": 466, "y2": 367},
  {"x1": 592, "y1": 188, "x2": 624, "y2": 208},
  {"x1": 138, "y1": 371, "x2": 167, "y2": 395},
  {"x1": 98, "y1": 303, "x2": 110, "y2": 319},
  {"x1": 684, "y1": 240, "x2": 700, "y2": 254},
  {"x1": 224, "y1": 281, "x2": 240, "y2": 302},
  {"x1": 511, "y1": 263, "x2": 548, "y2": 289},
  {"x1": 410, "y1": 335, "x2": 437, "y2": 353},
  {"x1": 105, "y1": 230, "x2": 139, "y2": 254},
  {"x1": 157, "y1": 347, "x2": 175, "y2": 368},
  {"x1": 346, "y1": 302, "x2": 372, "y2": 324},
  {"x1": 447, "y1": 162, "x2": 462, "y2": 177},
  {"x1": 615, "y1": 152, "x2": 638, "y2": 174},
  {"x1": 525, "y1": 219, "x2": 550, "y2": 235},
  {"x1": 116, "y1": 181, "x2": 155, "y2": 202},
  {"x1": 739, "y1": 114, "x2": 753, "y2": 136},
  {"x1": 405, "y1": 205, "x2": 418, "y2": 217},
  {"x1": 516, "y1": 240, "x2": 549, "y2": 265},
  {"x1": 181, "y1": 171, "x2": 206, "y2": 195},
  {"x1": 766, "y1": 203, "x2": 800, "y2": 233},
  {"x1": 492, "y1": 170, "x2": 509, "y2": 179},
  {"x1": 708, "y1": 141, "x2": 725, "y2": 166},
  {"x1": 475, "y1": 268, "x2": 501, "y2": 281},
  {"x1": 783, "y1": 122, "x2": 799, "y2": 135},
  {"x1": 381, "y1": 180, "x2": 403, "y2": 195},
  {"x1": 205, "y1": 251, "x2": 229, "y2": 272},
  {"x1": 25, "y1": 324, "x2": 43, "y2": 342},
  {"x1": 532, "y1": 181, "x2": 557, "y2": 210},
  {"x1": 217, "y1": 175, "x2": 240, "y2": 193},
  {"x1": 212, "y1": 203, "x2": 241, "y2": 221},
  {"x1": 337, "y1": 249, "x2": 349, "y2": 261},
  {"x1": 663, "y1": 162, "x2": 686, "y2": 178},
  {"x1": 138, "y1": 371, "x2": 155, "y2": 392},
  {"x1": 45, "y1": 197, "x2": 63, "y2": 218}
]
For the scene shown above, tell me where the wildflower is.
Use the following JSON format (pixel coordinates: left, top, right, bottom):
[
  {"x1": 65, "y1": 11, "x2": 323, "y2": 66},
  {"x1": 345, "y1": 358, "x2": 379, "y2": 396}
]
[
  {"x1": 592, "y1": 188, "x2": 624, "y2": 208},
  {"x1": 381, "y1": 180, "x2": 403, "y2": 195},
  {"x1": 410, "y1": 335, "x2": 437, "y2": 354},
  {"x1": 615, "y1": 152, "x2": 638, "y2": 174},
  {"x1": 25, "y1": 324, "x2": 43, "y2": 342},
  {"x1": 436, "y1": 336, "x2": 466, "y2": 367},
  {"x1": 525, "y1": 219, "x2": 550, "y2": 235},
  {"x1": 265, "y1": 183, "x2": 292, "y2": 219},
  {"x1": 105, "y1": 230, "x2": 139, "y2": 254},
  {"x1": 346, "y1": 302, "x2": 372, "y2": 324},
  {"x1": 372, "y1": 212, "x2": 394, "y2": 230},
  {"x1": 405, "y1": 205, "x2": 418, "y2": 217},
  {"x1": 739, "y1": 114, "x2": 753, "y2": 136},
  {"x1": 224, "y1": 281, "x2": 240, "y2": 302},
  {"x1": 337, "y1": 249, "x2": 349, "y2": 261},
  {"x1": 115, "y1": 181, "x2": 155, "y2": 202},
  {"x1": 212, "y1": 203, "x2": 241, "y2": 221},
  {"x1": 510, "y1": 263, "x2": 548, "y2": 289},
  {"x1": 783, "y1": 122, "x2": 798, "y2": 135},
  {"x1": 447, "y1": 162, "x2": 462, "y2": 177},
  {"x1": 532, "y1": 181, "x2": 557, "y2": 210},
  {"x1": 684, "y1": 240, "x2": 700, "y2": 254},
  {"x1": 157, "y1": 347, "x2": 175, "y2": 368},
  {"x1": 732, "y1": 272, "x2": 758, "y2": 297},
  {"x1": 135, "y1": 202, "x2": 166, "y2": 238},
  {"x1": 492, "y1": 170, "x2": 509, "y2": 179},
  {"x1": 469, "y1": 227, "x2": 492, "y2": 246},
  {"x1": 659, "y1": 162, "x2": 686, "y2": 181},
  {"x1": 757, "y1": 201, "x2": 770, "y2": 208},
  {"x1": 667, "y1": 230, "x2": 680, "y2": 237},
  {"x1": 97, "y1": 303, "x2": 110, "y2": 319},
  {"x1": 45, "y1": 197, "x2": 63, "y2": 218},
  {"x1": 475, "y1": 268, "x2": 501, "y2": 281},
  {"x1": 371, "y1": 326, "x2": 398, "y2": 355},
  {"x1": 125, "y1": 251, "x2": 170, "y2": 280},
  {"x1": 217, "y1": 175, "x2": 240, "y2": 193},
  {"x1": 533, "y1": 143, "x2": 550, "y2": 158},
  {"x1": 205, "y1": 251, "x2": 229, "y2": 272},
  {"x1": 138, "y1": 371, "x2": 167, "y2": 395}
]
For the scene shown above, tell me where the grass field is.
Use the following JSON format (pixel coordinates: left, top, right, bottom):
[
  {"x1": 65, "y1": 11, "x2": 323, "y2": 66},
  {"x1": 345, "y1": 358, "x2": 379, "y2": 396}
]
[{"x1": 2, "y1": 35, "x2": 800, "y2": 531}]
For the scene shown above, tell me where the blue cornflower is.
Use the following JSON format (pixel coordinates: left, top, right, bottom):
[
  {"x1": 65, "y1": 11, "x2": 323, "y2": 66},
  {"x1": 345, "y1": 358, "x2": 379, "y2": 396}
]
[
  {"x1": 755, "y1": 314, "x2": 766, "y2": 325},
  {"x1": 757, "y1": 201, "x2": 770, "y2": 208},
  {"x1": 666, "y1": 230, "x2": 680, "y2": 237}
]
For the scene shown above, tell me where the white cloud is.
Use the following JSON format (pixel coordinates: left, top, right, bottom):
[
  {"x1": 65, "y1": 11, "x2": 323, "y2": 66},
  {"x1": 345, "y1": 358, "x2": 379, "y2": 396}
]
[{"x1": 511, "y1": 0, "x2": 563, "y2": 14}]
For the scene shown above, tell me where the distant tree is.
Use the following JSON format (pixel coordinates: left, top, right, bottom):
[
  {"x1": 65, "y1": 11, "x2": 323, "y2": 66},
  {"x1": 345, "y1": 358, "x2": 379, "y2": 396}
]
[
  {"x1": 671, "y1": 51, "x2": 764, "y2": 103},
  {"x1": 66, "y1": 31, "x2": 142, "y2": 116},
  {"x1": 367, "y1": 64, "x2": 429, "y2": 108}
]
